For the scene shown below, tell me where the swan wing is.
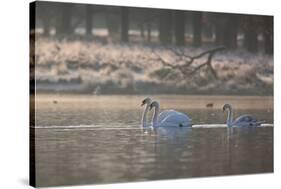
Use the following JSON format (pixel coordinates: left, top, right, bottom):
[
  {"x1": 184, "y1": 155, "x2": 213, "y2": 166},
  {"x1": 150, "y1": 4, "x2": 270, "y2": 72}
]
[
  {"x1": 160, "y1": 112, "x2": 192, "y2": 127},
  {"x1": 235, "y1": 115, "x2": 257, "y2": 122},
  {"x1": 233, "y1": 115, "x2": 260, "y2": 126},
  {"x1": 158, "y1": 110, "x2": 178, "y2": 123}
]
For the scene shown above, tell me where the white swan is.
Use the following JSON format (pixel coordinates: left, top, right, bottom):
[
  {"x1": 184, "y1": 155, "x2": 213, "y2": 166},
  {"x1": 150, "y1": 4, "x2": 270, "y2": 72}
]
[
  {"x1": 141, "y1": 97, "x2": 179, "y2": 127},
  {"x1": 141, "y1": 97, "x2": 152, "y2": 127},
  {"x1": 150, "y1": 101, "x2": 192, "y2": 127},
  {"x1": 223, "y1": 104, "x2": 265, "y2": 127}
]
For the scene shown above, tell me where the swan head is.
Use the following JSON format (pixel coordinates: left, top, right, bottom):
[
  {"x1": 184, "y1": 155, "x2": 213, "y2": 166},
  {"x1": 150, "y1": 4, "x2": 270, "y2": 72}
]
[
  {"x1": 149, "y1": 101, "x2": 160, "y2": 110},
  {"x1": 223, "y1": 104, "x2": 232, "y2": 112},
  {"x1": 141, "y1": 97, "x2": 152, "y2": 106}
]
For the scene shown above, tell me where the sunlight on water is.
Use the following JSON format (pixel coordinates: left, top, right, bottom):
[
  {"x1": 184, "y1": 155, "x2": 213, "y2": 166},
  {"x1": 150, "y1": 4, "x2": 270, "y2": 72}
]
[{"x1": 34, "y1": 94, "x2": 273, "y2": 127}]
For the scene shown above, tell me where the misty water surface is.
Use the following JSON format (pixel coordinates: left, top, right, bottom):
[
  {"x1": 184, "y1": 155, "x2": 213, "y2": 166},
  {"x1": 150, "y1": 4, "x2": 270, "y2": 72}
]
[{"x1": 33, "y1": 95, "x2": 273, "y2": 187}]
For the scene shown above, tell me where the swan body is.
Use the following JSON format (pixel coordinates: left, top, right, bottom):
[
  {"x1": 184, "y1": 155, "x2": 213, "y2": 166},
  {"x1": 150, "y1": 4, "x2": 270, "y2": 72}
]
[
  {"x1": 150, "y1": 101, "x2": 192, "y2": 127},
  {"x1": 223, "y1": 104, "x2": 264, "y2": 127}
]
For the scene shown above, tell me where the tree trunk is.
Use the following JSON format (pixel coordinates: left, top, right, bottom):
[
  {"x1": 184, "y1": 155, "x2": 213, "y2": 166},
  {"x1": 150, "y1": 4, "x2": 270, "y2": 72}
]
[
  {"x1": 264, "y1": 31, "x2": 273, "y2": 55},
  {"x1": 140, "y1": 24, "x2": 145, "y2": 40},
  {"x1": 203, "y1": 23, "x2": 213, "y2": 40},
  {"x1": 121, "y1": 7, "x2": 129, "y2": 42},
  {"x1": 174, "y1": 11, "x2": 185, "y2": 46},
  {"x1": 147, "y1": 22, "x2": 151, "y2": 42},
  {"x1": 223, "y1": 15, "x2": 238, "y2": 49},
  {"x1": 57, "y1": 4, "x2": 72, "y2": 36},
  {"x1": 244, "y1": 17, "x2": 258, "y2": 53},
  {"x1": 43, "y1": 16, "x2": 50, "y2": 36},
  {"x1": 263, "y1": 16, "x2": 273, "y2": 55},
  {"x1": 38, "y1": 1, "x2": 52, "y2": 36},
  {"x1": 85, "y1": 5, "x2": 93, "y2": 36},
  {"x1": 215, "y1": 24, "x2": 223, "y2": 45},
  {"x1": 193, "y1": 12, "x2": 202, "y2": 47},
  {"x1": 245, "y1": 31, "x2": 258, "y2": 53},
  {"x1": 214, "y1": 15, "x2": 224, "y2": 45},
  {"x1": 105, "y1": 8, "x2": 119, "y2": 41},
  {"x1": 158, "y1": 11, "x2": 173, "y2": 44}
]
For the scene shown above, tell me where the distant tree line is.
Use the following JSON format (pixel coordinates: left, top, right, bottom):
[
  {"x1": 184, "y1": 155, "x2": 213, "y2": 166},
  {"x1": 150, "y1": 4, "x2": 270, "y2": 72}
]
[{"x1": 34, "y1": 1, "x2": 273, "y2": 54}]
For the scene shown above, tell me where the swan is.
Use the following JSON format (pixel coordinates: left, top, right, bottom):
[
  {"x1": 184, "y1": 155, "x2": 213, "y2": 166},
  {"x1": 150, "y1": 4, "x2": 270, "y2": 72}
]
[
  {"x1": 149, "y1": 101, "x2": 192, "y2": 127},
  {"x1": 141, "y1": 97, "x2": 179, "y2": 127},
  {"x1": 223, "y1": 104, "x2": 265, "y2": 127},
  {"x1": 141, "y1": 97, "x2": 152, "y2": 127}
]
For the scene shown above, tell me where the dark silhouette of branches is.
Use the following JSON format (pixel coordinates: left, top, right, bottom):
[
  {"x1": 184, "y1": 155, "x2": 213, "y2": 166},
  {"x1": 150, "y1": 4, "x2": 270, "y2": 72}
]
[{"x1": 152, "y1": 47, "x2": 225, "y2": 79}]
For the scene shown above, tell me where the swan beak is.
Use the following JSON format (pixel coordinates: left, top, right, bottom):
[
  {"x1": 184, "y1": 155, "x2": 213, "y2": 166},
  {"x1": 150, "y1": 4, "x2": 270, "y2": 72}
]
[
  {"x1": 149, "y1": 105, "x2": 153, "y2": 110},
  {"x1": 141, "y1": 102, "x2": 145, "y2": 106}
]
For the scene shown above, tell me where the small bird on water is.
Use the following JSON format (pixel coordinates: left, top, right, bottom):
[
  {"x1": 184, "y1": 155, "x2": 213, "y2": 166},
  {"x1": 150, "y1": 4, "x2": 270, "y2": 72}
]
[{"x1": 206, "y1": 103, "x2": 214, "y2": 108}]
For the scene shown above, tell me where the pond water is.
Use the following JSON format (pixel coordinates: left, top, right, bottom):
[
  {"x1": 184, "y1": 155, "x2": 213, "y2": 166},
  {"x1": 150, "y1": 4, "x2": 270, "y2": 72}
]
[{"x1": 33, "y1": 95, "x2": 273, "y2": 187}]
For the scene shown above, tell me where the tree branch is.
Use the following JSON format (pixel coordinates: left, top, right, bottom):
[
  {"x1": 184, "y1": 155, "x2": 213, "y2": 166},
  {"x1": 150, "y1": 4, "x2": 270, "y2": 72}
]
[
  {"x1": 151, "y1": 47, "x2": 225, "y2": 80},
  {"x1": 151, "y1": 50, "x2": 181, "y2": 69}
]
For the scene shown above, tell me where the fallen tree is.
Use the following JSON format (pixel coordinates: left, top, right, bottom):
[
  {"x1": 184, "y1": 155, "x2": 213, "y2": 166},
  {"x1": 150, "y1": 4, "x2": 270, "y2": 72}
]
[{"x1": 151, "y1": 46, "x2": 226, "y2": 80}]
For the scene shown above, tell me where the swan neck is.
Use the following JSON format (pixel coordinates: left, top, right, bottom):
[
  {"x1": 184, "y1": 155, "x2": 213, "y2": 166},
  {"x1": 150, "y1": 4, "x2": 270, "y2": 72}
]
[
  {"x1": 141, "y1": 104, "x2": 149, "y2": 127},
  {"x1": 152, "y1": 105, "x2": 159, "y2": 127},
  {"x1": 227, "y1": 107, "x2": 233, "y2": 126}
]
